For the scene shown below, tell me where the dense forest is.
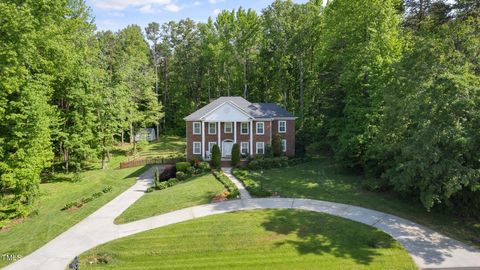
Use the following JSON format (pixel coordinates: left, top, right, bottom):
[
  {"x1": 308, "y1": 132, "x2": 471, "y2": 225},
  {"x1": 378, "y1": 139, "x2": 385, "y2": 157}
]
[{"x1": 1, "y1": 0, "x2": 479, "y2": 221}]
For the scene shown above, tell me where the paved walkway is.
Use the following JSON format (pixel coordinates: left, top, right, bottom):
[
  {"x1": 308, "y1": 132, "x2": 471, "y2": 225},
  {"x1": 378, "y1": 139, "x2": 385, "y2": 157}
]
[
  {"x1": 4, "y1": 168, "x2": 480, "y2": 270},
  {"x1": 221, "y1": 167, "x2": 252, "y2": 199}
]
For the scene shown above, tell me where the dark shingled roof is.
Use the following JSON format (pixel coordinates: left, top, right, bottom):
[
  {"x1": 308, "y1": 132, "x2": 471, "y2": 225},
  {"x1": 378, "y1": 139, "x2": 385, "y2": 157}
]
[{"x1": 184, "y1": 96, "x2": 294, "y2": 121}]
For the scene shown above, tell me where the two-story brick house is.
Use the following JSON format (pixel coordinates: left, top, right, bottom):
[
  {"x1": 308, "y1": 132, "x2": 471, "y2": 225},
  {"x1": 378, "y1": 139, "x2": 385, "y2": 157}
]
[{"x1": 184, "y1": 96, "x2": 295, "y2": 162}]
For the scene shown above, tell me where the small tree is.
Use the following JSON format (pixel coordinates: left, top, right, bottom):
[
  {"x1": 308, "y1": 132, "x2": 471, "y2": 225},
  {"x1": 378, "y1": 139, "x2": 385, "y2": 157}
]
[
  {"x1": 272, "y1": 134, "x2": 282, "y2": 157},
  {"x1": 231, "y1": 143, "x2": 240, "y2": 167},
  {"x1": 211, "y1": 144, "x2": 221, "y2": 168}
]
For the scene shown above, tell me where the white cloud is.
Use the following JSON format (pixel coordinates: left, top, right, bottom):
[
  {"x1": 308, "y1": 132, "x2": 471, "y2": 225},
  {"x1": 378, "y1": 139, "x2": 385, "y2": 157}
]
[
  {"x1": 139, "y1": 4, "x2": 155, "y2": 13},
  {"x1": 213, "y1": 8, "x2": 220, "y2": 15},
  {"x1": 193, "y1": 1, "x2": 201, "y2": 6},
  {"x1": 93, "y1": 0, "x2": 171, "y2": 10},
  {"x1": 164, "y1": 3, "x2": 181, "y2": 12},
  {"x1": 110, "y1": 11, "x2": 125, "y2": 16},
  {"x1": 208, "y1": 0, "x2": 224, "y2": 4}
]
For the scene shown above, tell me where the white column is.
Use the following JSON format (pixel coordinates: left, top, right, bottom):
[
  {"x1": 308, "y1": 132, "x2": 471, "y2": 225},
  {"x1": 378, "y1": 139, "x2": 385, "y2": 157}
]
[
  {"x1": 233, "y1": 121, "x2": 237, "y2": 144},
  {"x1": 217, "y1": 121, "x2": 221, "y2": 154},
  {"x1": 201, "y1": 121, "x2": 205, "y2": 159},
  {"x1": 250, "y1": 120, "x2": 253, "y2": 155}
]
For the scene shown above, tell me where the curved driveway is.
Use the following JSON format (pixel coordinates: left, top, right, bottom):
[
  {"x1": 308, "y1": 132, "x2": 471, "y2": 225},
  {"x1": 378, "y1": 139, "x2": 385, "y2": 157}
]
[{"x1": 4, "y1": 167, "x2": 480, "y2": 270}]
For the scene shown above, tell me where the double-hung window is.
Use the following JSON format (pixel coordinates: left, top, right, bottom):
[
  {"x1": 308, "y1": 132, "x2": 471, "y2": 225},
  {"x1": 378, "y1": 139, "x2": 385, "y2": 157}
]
[
  {"x1": 193, "y1": 142, "x2": 201, "y2": 155},
  {"x1": 241, "y1": 142, "x2": 249, "y2": 155},
  {"x1": 278, "y1": 121, "x2": 286, "y2": 133},
  {"x1": 224, "y1": 122, "x2": 233, "y2": 133},
  {"x1": 241, "y1": 122, "x2": 249, "y2": 134},
  {"x1": 281, "y1": 139, "x2": 287, "y2": 152},
  {"x1": 256, "y1": 122, "x2": 264, "y2": 135},
  {"x1": 193, "y1": 122, "x2": 201, "y2": 135},
  {"x1": 256, "y1": 142, "x2": 265, "y2": 154},
  {"x1": 208, "y1": 122, "x2": 216, "y2": 134}
]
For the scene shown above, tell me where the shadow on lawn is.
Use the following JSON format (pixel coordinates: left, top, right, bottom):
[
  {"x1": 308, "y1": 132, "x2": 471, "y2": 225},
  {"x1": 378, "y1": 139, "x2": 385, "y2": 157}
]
[{"x1": 261, "y1": 209, "x2": 396, "y2": 265}]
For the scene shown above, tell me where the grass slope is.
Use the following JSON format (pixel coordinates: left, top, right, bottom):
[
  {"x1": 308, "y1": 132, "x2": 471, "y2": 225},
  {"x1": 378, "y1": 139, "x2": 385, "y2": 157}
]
[
  {"x1": 115, "y1": 174, "x2": 224, "y2": 224},
  {"x1": 0, "y1": 166, "x2": 148, "y2": 268},
  {"x1": 80, "y1": 210, "x2": 416, "y2": 270},
  {"x1": 237, "y1": 158, "x2": 480, "y2": 248}
]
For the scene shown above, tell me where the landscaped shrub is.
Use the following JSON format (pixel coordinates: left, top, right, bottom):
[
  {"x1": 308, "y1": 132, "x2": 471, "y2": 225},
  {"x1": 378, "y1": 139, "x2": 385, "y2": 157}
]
[
  {"x1": 212, "y1": 170, "x2": 239, "y2": 199},
  {"x1": 175, "y1": 162, "x2": 191, "y2": 172},
  {"x1": 166, "y1": 178, "x2": 178, "y2": 187},
  {"x1": 157, "y1": 181, "x2": 168, "y2": 190},
  {"x1": 102, "y1": 186, "x2": 113, "y2": 193},
  {"x1": 231, "y1": 143, "x2": 240, "y2": 167},
  {"x1": 272, "y1": 134, "x2": 282, "y2": 157},
  {"x1": 197, "y1": 161, "x2": 210, "y2": 171},
  {"x1": 232, "y1": 169, "x2": 273, "y2": 197},
  {"x1": 265, "y1": 144, "x2": 273, "y2": 157},
  {"x1": 211, "y1": 144, "x2": 221, "y2": 168},
  {"x1": 145, "y1": 187, "x2": 154, "y2": 193},
  {"x1": 176, "y1": 171, "x2": 187, "y2": 181},
  {"x1": 159, "y1": 165, "x2": 176, "y2": 181},
  {"x1": 247, "y1": 156, "x2": 311, "y2": 170}
]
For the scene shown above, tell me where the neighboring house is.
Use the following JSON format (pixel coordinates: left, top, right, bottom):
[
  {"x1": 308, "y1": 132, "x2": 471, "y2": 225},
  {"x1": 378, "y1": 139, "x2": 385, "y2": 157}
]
[{"x1": 184, "y1": 96, "x2": 295, "y2": 161}]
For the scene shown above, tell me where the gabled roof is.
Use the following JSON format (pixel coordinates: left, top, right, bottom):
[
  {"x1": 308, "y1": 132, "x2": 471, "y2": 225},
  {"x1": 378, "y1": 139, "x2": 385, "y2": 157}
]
[{"x1": 184, "y1": 96, "x2": 295, "y2": 121}]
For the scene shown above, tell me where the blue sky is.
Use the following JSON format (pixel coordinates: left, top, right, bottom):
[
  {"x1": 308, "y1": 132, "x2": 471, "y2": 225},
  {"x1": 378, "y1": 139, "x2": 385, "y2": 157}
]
[{"x1": 85, "y1": 0, "x2": 310, "y2": 32}]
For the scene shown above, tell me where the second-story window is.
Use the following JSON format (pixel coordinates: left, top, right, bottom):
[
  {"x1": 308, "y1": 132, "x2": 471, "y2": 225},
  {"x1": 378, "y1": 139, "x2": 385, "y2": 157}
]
[
  {"x1": 193, "y1": 122, "x2": 201, "y2": 135},
  {"x1": 278, "y1": 121, "x2": 286, "y2": 133},
  {"x1": 208, "y1": 122, "x2": 216, "y2": 134},
  {"x1": 224, "y1": 122, "x2": 233, "y2": 133},
  {"x1": 241, "y1": 122, "x2": 249, "y2": 134},
  {"x1": 256, "y1": 122, "x2": 264, "y2": 135}
]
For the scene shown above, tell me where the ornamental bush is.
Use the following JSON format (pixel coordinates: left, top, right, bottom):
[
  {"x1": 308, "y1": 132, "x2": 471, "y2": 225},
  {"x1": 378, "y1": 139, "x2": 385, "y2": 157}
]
[
  {"x1": 231, "y1": 143, "x2": 240, "y2": 167},
  {"x1": 159, "y1": 165, "x2": 176, "y2": 181},
  {"x1": 211, "y1": 144, "x2": 221, "y2": 168},
  {"x1": 175, "y1": 162, "x2": 191, "y2": 172},
  {"x1": 272, "y1": 134, "x2": 283, "y2": 157}
]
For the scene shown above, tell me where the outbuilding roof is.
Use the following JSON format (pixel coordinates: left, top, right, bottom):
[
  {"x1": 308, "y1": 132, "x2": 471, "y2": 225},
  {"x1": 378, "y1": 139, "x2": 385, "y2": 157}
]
[{"x1": 184, "y1": 96, "x2": 295, "y2": 121}]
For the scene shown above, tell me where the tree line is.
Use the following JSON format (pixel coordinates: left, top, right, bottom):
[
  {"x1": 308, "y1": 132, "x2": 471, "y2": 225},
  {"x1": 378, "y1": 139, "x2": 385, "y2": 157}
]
[
  {"x1": 1, "y1": 0, "x2": 479, "y2": 221},
  {"x1": 0, "y1": 0, "x2": 161, "y2": 221},
  {"x1": 150, "y1": 0, "x2": 479, "y2": 217}
]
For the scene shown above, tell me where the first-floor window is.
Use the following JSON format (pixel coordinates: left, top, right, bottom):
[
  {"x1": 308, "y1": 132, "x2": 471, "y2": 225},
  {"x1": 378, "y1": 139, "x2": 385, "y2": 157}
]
[
  {"x1": 208, "y1": 142, "x2": 216, "y2": 153},
  {"x1": 193, "y1": 142, "x2": 201, "y2": 155},
  {"x1": 256, "y1": 142, "x2": 265, "y2": 154},
  {"x1": 241, "y1": 142, "x2": 249, "y2": 155},
  {"x1": 281, "y1": 139, "x2": 287, "y2": 152}
]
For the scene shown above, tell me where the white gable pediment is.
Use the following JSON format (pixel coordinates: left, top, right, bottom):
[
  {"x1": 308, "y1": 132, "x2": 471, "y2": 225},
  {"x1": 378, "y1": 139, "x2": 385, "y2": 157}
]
[{"x1": 202, "y1": 102, "x2": 251, "y2": 122}]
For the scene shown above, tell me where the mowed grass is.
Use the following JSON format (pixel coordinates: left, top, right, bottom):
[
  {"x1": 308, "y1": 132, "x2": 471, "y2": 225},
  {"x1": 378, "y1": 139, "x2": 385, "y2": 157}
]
[
  {"x1": 0, "y1": 165, "x2": 149, "y2": 268},
  {"x1": 118, "y1": 135, "x2": 186, "y2": 160},
  {"x1": 80, "y1": 210, "x2": 416, "y2": 270},
  {"x1": 238, "y1": 158, "x2": 480, "y2": 248},
  {"x1": 115, "y1": 174, "x2": 224, "y2": 224}
]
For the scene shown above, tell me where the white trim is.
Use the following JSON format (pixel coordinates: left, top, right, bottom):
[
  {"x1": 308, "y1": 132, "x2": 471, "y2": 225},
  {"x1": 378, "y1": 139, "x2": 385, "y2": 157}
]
[
  {"x1": 201, "y1": 121, "x2": 205, "y2": 159},
  {"x1": 256, "y1": 142, "x2": 265, "y2": 154},
  {"x1": 282, "y1": 139, "x2": 287, "y2": 152},
  {"x1": 208, "y1": 122, "x2": 216, "y2": 134},
  {"x1": 192, "y1": 122, "x2": 201, "y2": 135},
  {"x1": 240, "y1": 122, "x2": 249, "y2": 134},
  {"x1": 193, "y1": 141, "x2": 201, "y2": 155},
  {"x1": 249, "y1": 121, "x2": 253, "y2": 155},
  {"x1": 241, "y1": 142, "x2": 249, "y2": 155},
  {"x1": 224, "y1": 122, "x2": 233, "y2": 133},
  {"x1": 233, "y1": 121, "x2": 237, "y2": 143},
  {"x1": 278, "y1": 120, "x2": 286, "y2": 133},
  {"x1": 200, "y1": 101, "x2": 253, "y2": 120},
  {"x1": 256, "y1": 122, "x2": 265, "y2": 135}
]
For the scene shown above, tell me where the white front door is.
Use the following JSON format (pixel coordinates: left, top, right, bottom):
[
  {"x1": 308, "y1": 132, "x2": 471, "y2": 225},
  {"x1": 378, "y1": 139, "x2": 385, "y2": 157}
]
[{"x1": 222, "y1": 141, "x2": 233, "y2": 157}]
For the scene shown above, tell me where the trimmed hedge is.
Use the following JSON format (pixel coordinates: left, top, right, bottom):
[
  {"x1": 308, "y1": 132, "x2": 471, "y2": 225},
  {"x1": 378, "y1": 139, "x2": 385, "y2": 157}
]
[
  {"x1": 175, "y1": 162, "x2": 191, "y2": 172},
  {"x1": 212, "y1": 170, "x2": 239, "y2": 199},
  {"x1": 232, "y1": 169, "x2": 272, "y2": 197},
  {"x1": 247, "y1": 156, "x2": 312, "y2": 170}
]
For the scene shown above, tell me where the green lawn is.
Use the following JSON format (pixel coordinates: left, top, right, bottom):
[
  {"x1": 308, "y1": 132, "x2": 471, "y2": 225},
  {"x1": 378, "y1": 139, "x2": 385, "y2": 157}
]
[
  {"x1": 0, "y1": 165, "x2": 149, "y2": 268},
  {"x1": 119, "y1": 135, "x2": 185, "y2": 160},
  {"x1": 80, "y1": 210, "x2": 416, "y2": 270},
  {"x1": 235, "y1": 158, "x2": 480, "y2": 248},
  {"x1": 115, "y1": 174, "x2": 224, "y2": 224}
]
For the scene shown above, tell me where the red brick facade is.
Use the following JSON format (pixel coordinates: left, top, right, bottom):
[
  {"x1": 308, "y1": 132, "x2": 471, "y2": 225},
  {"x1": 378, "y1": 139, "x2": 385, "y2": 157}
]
[{"x1": 186, "y1": 119, "x2": 295, "y2": 160}]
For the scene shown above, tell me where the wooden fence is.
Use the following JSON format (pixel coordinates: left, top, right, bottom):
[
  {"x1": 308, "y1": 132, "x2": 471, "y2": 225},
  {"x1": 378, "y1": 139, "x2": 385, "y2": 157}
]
[{"x1": 119, "y1": 157, "x2": 185, "y2": 169}]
